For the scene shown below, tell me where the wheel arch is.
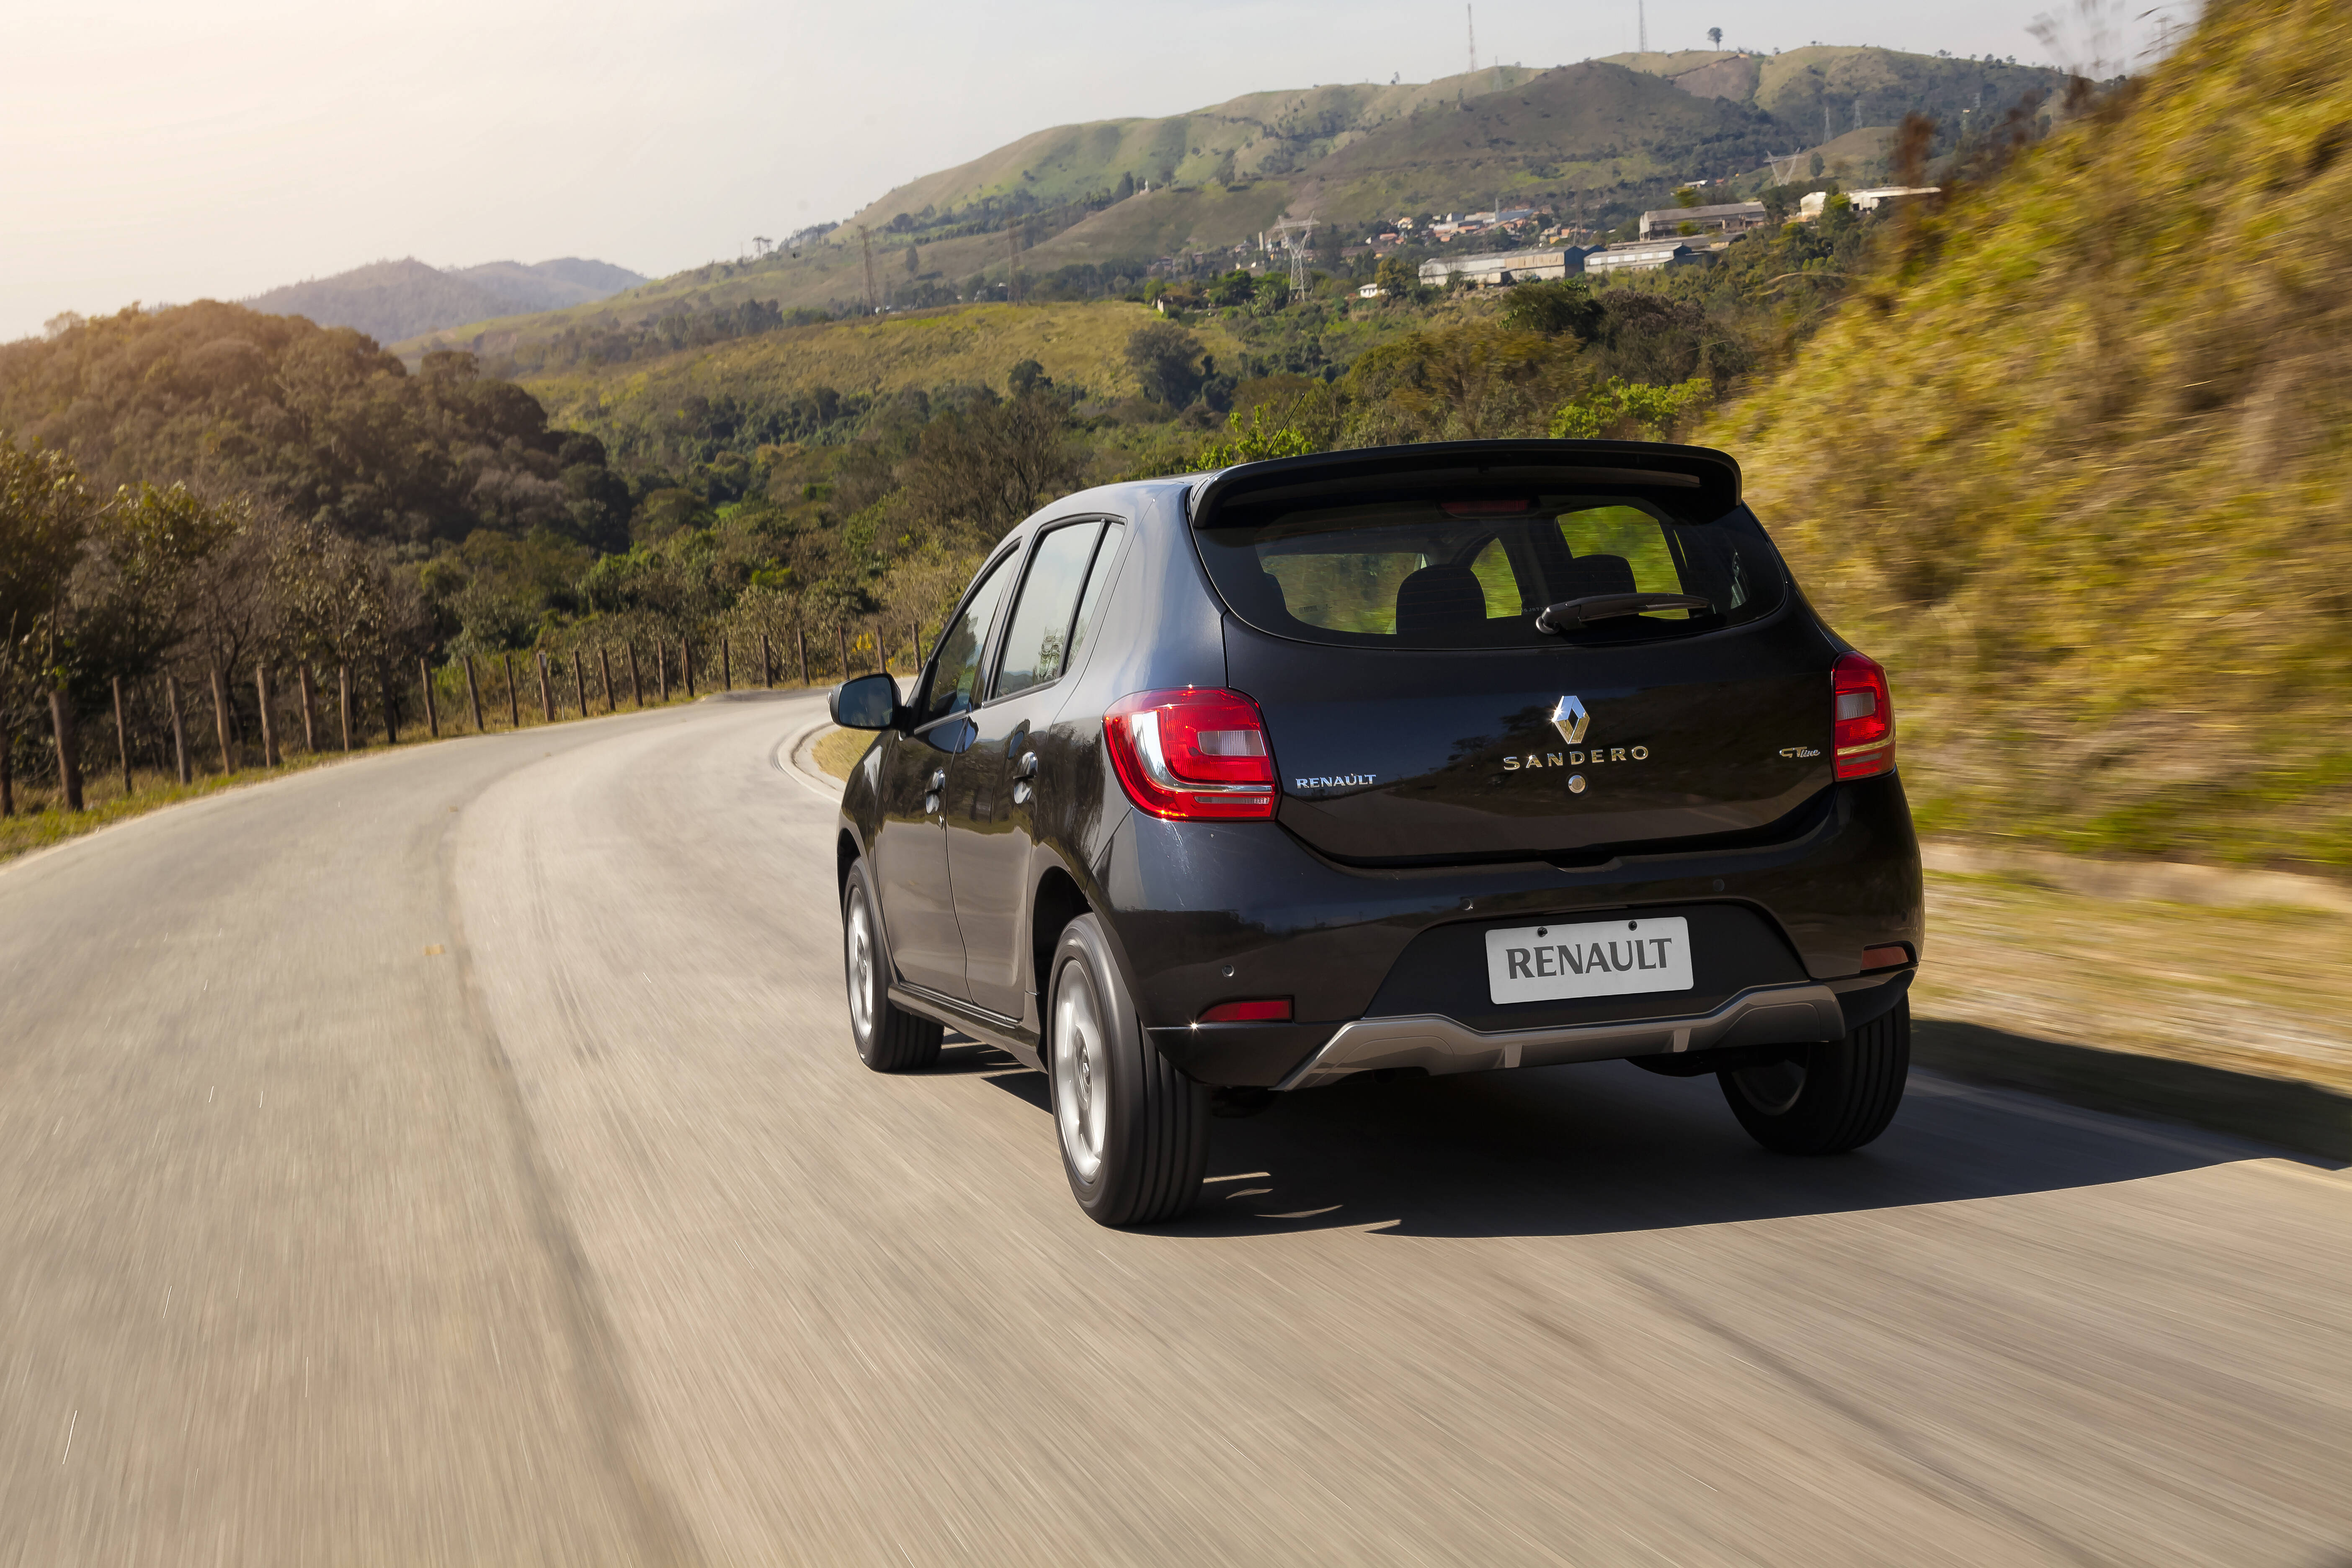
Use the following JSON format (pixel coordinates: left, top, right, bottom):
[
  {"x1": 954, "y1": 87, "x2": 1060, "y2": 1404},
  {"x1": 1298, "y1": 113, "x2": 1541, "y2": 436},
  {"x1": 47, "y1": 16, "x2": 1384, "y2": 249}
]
[{"x1": 1030, "y1": 864, "x2": 1094, "y2": 1014}]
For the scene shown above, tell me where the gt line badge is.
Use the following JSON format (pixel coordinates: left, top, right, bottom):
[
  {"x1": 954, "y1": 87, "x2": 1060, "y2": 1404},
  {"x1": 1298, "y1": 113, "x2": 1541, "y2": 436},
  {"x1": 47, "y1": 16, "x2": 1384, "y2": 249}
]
[{"x1": 1551, "y1": 695, "x2": 1590, "y2": 745}]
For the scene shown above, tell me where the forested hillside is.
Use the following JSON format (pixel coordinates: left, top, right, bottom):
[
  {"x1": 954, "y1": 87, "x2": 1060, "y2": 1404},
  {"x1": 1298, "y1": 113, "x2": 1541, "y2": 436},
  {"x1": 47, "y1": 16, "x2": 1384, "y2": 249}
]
[{"x1": 1717, "y1": 0, "x2": 2352, "y2": 868}]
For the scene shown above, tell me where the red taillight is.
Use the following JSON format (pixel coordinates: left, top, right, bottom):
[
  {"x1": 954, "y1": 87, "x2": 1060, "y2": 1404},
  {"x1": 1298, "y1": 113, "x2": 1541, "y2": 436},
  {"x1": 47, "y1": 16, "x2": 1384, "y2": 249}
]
[
  {"x1": 1198, "y1": 998, "x2": 1292, "y2": 1023},
  {"x1": 1832, "y1": 652, "x2": 1896, "y2": 781},
  {"x1": 1103, "y1": 688, "x2": 1277, "y2": 820},
  {"x1": 1862, "y1": 944, "x2": 1914, "y2": 971}
]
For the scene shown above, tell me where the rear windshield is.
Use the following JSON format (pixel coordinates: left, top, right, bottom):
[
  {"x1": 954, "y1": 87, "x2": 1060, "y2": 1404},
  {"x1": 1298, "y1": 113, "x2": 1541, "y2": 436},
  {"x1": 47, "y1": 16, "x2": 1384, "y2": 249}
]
[{"x1": 1195, "y1": 487, "x2": 1787, "y2": 649}]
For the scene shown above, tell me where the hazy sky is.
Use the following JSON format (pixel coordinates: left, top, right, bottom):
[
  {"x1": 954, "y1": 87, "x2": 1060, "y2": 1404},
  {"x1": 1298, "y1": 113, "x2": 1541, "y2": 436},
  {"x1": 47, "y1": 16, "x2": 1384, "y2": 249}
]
[{"x1": 1, "y1": 0, "x2": 2175, "y2": 342}]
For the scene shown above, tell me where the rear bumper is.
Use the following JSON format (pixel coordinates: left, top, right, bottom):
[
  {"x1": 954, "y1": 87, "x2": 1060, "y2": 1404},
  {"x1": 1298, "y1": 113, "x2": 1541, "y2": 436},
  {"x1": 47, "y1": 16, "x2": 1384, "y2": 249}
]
[
  {"x1": 1102, "y1": 774, "x2": 1923, "y2": 1088},
  {"x1": 1273, "y1": 981, "x2": 1849, "y2": 1091}
]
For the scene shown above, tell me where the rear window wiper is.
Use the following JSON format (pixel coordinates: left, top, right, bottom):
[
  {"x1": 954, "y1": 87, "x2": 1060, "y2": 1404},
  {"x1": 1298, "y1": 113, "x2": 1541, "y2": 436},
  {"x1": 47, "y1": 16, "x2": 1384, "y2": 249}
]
[{"x1": 1534, "y1": 593, "x2": 1714, "y2": 633}]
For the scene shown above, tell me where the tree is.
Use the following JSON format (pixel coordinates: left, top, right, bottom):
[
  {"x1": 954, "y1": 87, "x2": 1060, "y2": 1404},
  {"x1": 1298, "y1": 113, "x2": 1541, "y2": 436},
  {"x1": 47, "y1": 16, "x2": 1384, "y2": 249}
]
[
  {"x1": 1502, "y1": 278, "x2": 1603, "y2": 342},
  {"x1": 1253, "y1": 274, "x2": 1293, "y2": 313},
  {"x1": 1208, "y1": 270, "x2": 1259, "y2": 308},
  {"x1": 1372, "y1": 254, "x2": 1420, "y2": 298},
  {"x1": 905, "y1": 243, "x2": 920, "y2": 278},
  {"x1": 0, "y1": 438, "x2": 95, "y2": 808},
  {"x1": 1709, "y1": 26, "x2": 1723, "y2": 48},
  {"x1": 1124, "y1": 321, "x2": 1205, "y2": 407},
  {"x1": 1007, "y1": 359, "x2": 1050, "y2": 397},
  {"x1": 898, "y1": 393, "x2": 1086, "y2": 539}
]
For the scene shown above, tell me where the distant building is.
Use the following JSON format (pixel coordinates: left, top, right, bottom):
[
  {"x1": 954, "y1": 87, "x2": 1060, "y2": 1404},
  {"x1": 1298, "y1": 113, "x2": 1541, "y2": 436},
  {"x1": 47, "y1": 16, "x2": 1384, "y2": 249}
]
[
  {"x1": 1638, "y1": 201, "x2": 1769, "y2": 240},
  {"x1": 1418, "y1": 247, "x2": 1593, "y2": 287},
  {"x1": 1583, "y1": 239, "x2": 1706, "y2": 276},
  {"x1": 1797, "y1": 186, "x2": 1940, "y2": 221}
]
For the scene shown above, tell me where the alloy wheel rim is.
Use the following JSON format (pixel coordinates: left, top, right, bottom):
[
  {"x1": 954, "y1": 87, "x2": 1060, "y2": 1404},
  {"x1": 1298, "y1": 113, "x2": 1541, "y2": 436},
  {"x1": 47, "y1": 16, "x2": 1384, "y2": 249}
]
[
  {"x1": 846, "y1": 895, "x2": 875, "y2": 1041},
  {"x1": 1053, "y1": 968, "x2": 1108, "y2": 1184}
]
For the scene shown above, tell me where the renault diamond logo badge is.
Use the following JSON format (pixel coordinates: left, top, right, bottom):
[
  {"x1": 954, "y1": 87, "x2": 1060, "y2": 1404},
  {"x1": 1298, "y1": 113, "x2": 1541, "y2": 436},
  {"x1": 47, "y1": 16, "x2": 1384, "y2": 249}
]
[{"x1": 1551, "y1": 695, "x2": 1590, "y2": 745}]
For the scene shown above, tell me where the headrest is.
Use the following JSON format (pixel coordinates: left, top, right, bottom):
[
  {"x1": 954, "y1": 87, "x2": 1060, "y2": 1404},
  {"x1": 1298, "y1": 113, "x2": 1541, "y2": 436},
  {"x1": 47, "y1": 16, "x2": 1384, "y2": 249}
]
[
  {"x1": 1558, "y1": 553, "x2": 1637, "y2": 599},
  {"x1": 1394, "y1": 564, "x2": 1488, "y2": 637}
]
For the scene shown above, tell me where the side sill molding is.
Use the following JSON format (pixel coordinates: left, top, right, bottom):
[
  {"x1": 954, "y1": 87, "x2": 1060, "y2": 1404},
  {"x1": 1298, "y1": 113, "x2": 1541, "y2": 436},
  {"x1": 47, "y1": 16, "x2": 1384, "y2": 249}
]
[
  {"x1": 887, "y1": 983, "x2": 1042, "y2": 1072},
  {"x1": 1273, "y1": 983, "x2": 1847, "y2": 1092}
]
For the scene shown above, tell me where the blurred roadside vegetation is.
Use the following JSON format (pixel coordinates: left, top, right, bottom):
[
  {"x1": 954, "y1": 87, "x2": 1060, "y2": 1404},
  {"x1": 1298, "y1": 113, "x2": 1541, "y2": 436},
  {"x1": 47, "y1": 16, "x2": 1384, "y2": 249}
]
[
  {"x1": 1718, "y1": 0, "x2": 2352, "y2": 870},
  {"x1": 5, "y1": 0, "x2": 2342, "y2": 877}
]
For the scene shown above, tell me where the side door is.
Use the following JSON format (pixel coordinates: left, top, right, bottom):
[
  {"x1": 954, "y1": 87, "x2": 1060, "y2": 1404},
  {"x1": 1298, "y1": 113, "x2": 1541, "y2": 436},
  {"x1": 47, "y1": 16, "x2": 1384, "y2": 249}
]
[
  {"x1": 945, "y1": 519, "x2": 1122, "y2": 1020},
  {"x1": 869, "y1": 547, "x2": 1019, "y2": 1000}
]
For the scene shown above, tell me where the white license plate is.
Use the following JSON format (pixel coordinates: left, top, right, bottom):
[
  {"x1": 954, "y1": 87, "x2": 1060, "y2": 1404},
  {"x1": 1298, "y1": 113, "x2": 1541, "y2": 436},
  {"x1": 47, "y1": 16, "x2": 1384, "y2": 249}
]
[{"x1": 1485, "y1": 916, "x2": 1694, "y2": 1004}]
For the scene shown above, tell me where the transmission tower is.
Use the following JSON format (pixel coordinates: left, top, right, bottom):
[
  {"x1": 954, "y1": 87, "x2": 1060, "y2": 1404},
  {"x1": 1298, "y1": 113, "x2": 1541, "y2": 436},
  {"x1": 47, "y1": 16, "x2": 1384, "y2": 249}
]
[
  {"x1": 1637, "y1": 0, "x2": 1648, "y2": 54},
  {"x1": 859, "y1": 226, "x2": 879, "y2": 312},
  {"x1": 1467, "y1": 5, "x2": 1476, "y2": 77},
  {"x1": 1269, "y1": 218, "x2": 1316, "y2": 291}
]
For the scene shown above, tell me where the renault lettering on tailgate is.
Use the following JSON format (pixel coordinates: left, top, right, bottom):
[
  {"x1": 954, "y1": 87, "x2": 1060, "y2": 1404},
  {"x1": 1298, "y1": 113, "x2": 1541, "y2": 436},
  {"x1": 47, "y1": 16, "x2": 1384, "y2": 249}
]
[{"x1": 1484, "y1": 917, "x2": 1694, "y2": 1004}]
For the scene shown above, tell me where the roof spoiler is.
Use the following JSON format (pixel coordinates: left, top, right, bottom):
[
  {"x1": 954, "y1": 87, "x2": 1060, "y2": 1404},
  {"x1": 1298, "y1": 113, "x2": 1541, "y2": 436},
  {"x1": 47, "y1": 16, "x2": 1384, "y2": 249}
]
[{"x1": 1189, "y1": 439, "x2": 1743, "y2": 526}]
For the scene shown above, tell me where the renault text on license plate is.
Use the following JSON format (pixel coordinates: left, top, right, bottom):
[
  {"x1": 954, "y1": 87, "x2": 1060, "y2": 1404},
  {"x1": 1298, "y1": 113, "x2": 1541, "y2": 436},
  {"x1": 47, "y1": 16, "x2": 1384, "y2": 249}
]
[{"x1": 1484, "y1": 916, "x2": 1694, "y2": 1004}]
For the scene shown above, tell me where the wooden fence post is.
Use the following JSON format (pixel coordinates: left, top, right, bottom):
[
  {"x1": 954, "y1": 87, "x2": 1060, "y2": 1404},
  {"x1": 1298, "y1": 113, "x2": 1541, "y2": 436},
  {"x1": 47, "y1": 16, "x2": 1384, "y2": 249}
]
[
  {"x1": 50, "y1": 691, "x2": 83, "y2": 812},
  {"x1": 166, "y1": 675, "x2": 190, "y2": 784},
  {"x1": 113, "y1": 676, "x2": 134, "y2": 795},
  {"x1": 599, "y1": 647, "x2": 615, "y2": 712},
  {"x1": 464, "y1": 655, "x2": 484, "y2": 732},
  {"x1": 214, "y1": 665, "x2": 239, "y2": 771},
  {"x1": 796, "y1": 626, "x2": 808, "y2": 685},
  {"x1": 337, "y1": 665, "x2": 352, "y2": 753},
  {"x1": 628, "y1": 643, "x2": 644, "y2": 706},
  {"x1": 572, "y1": 650, "x2": 588, "y2": 718},
  {"x1": 683, "y1": 639, "x2": 696, "y2": 698},
  {"x1": 761, "y1": 634, "x2": 774, "y2": 689},
  {"x1": 297, "y1": 665, "x2": 318, "y2": 752},
  {"x1": 255, "y1": 665, "x2": 277, "y2": 767},
  {"x1": 0, "y1": 721, "x2": 11, "y2": 816},
  {"x1": 420, "y1": 658, "x2": 440, "y2": 738},
  {"x1": 379, "y1": 663, "x2": 398, "y2": 745},
  {"x1": 721, "y1": 638, "x2": 732, "y2": 692},
  {"x1": 835, "y1": 623, "x2": 849, "y2": 682},
  {"x1": 656, "y1": 643, "x2": 669, "y2": 701},
  {"x1": 536, "y1": 652, "x2": 554, "y2": 721},
  {"x1": 504, "y1": 654, "x2": 521, "y2": 728}
]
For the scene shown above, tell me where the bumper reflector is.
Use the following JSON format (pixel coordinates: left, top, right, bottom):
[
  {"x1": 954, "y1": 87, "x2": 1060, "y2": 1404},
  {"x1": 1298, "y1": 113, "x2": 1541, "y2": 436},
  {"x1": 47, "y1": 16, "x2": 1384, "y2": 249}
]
[
  {"x1": 1198, "y1": 998, "x2": 1292, "y2": 1023},
  {"x1": 1861, "y1": 944, "x2": 1914, "y2": 970}
]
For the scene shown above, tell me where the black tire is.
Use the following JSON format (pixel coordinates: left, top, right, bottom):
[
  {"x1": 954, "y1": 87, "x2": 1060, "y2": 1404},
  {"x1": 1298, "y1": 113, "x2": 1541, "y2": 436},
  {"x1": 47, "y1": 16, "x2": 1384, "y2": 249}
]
[
  {"x1": 1720, "y1": 997, "x2": 1910, "y2": 1155},
  {"x1": 841, "y1": 859, "x2": 941, "y2": 1072},
  {"x1": 1046, "y1": 915, "x2": 1209, "y2": 1227}
]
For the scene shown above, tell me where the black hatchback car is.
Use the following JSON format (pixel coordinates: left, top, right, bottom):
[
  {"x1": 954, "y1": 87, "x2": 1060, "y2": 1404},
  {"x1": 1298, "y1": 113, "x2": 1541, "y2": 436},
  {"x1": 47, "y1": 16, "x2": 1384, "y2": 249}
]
[{"x1": 830, "y1": 441, "x2": 1922, "y2": 1226}]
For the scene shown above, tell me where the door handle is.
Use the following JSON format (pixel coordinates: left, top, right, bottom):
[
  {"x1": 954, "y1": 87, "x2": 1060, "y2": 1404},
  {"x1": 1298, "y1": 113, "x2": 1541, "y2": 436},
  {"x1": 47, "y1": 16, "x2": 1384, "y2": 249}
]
[
  {"x1": 924, "y1": 792, "x2": 941, "y2": 815},
  {"x1": 1014, "y1": 751, "x2": 1038, "y2": 779},
  {"x1": 928, "y1": 768, "x2": 947, "y2": 790}
]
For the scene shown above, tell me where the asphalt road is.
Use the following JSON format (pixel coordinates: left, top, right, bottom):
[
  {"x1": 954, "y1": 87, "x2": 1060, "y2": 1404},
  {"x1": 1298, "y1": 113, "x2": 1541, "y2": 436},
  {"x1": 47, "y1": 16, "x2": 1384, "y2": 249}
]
[{"x1": 3, "y1": 692, "x2": 2348, "y2": 1568}]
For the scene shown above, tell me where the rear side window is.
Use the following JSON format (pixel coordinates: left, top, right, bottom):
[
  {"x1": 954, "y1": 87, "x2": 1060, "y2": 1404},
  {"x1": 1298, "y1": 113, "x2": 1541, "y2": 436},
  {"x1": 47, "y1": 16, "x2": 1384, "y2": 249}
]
[
  {"x1": 1197, "y1": 489, "x2": 1785, "y2": 649},
  {"x1": 993, "y1": 521, "x2": 1104, "y2": 698}
]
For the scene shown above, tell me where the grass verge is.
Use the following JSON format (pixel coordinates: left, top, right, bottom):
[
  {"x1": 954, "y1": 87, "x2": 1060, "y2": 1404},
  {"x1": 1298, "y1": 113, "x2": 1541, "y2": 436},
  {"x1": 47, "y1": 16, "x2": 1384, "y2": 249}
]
[{"x1": 810, "y1": 727, "x2": 869, "y2": 781}]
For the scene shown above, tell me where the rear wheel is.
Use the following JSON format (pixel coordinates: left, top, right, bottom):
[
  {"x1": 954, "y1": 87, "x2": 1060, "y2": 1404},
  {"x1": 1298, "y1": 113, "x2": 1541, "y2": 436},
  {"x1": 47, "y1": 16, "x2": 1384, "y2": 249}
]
[
  {"x1": 1720, "y1": 998, "x2": 1910, "y2": 1155},
  {"x1": 1048, "y1": 915, "x2": 1208, "y2": 1227},
  {"x1": 842, "y1": 859, "x2": 941, "y2": 1072}
]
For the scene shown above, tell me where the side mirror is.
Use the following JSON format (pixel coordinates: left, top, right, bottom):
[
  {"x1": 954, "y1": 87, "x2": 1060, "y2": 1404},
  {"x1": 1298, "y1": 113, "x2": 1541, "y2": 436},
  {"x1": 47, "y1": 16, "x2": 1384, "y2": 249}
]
[{"x1": 830, "y1": 672, "x2": 903, "y2": 730}]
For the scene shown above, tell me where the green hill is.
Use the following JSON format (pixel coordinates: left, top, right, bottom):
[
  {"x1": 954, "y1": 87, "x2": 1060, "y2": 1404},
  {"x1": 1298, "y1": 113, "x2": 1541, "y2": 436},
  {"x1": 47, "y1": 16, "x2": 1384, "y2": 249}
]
[
  {"x1": 1606, "y1": 46, "x2": 2061, "y2": 139},
  {"x1": 1712, "y1": 0, "x2": 2352, "y2": 869}
]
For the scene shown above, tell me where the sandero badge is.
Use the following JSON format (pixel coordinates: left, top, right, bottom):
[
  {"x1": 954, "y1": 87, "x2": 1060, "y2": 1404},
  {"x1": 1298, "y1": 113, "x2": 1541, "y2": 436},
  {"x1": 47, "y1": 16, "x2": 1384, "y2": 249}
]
[{"x1": 828, "y1": 438, "x2": 1925, "y2": 1228}]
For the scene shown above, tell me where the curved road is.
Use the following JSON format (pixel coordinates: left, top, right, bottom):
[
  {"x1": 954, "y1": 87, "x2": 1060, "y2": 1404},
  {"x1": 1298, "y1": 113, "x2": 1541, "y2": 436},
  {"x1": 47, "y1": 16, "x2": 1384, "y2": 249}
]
[{"x1": 3, "y1": 693, "x2": 2348, "y2": 1567}]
